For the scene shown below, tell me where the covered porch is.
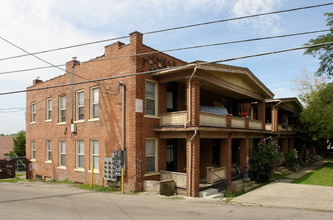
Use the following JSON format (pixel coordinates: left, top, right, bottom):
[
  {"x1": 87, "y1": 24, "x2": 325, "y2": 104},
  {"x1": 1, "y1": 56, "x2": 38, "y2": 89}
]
[{"x1": 156, "y1": 131, "x2": 266, "y2": 197}]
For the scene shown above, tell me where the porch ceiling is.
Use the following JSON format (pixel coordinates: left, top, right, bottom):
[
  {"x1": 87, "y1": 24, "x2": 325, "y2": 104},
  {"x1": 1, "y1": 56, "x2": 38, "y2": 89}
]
[{"x1": 153, "y1": 63, "x2": 274, "y2": 101}]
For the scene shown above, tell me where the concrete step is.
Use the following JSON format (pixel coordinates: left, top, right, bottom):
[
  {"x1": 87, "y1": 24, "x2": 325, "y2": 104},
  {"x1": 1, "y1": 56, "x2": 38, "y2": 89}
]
[
  {"x1": 204, "y1": 192, "x2": 224, "y2": 199},
  {"x1": 231, "y1": 179, "x2": 258, "y2": 192},
  {"x1": 199, "y1": 188, "x2": 218, "y2": 198}
]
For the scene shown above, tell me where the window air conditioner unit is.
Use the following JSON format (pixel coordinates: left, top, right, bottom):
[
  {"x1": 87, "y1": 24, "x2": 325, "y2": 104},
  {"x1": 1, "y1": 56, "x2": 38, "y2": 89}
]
[{"x1": 71, "y1": 124, "x2": 77, "y2": 133}]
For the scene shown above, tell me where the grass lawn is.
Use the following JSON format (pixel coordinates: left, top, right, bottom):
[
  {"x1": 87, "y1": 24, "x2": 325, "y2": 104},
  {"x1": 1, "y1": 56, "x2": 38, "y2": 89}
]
[{"x1": 292, "y1": 159, "x2": 333, "y2": 186}]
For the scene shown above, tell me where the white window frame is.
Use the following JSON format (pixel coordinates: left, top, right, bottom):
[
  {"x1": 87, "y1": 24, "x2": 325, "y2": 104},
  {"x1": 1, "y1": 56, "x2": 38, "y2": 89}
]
[
  {"x1": 31, "y1": 102, "x2": 36, "y2": 123},
  {"x1": 145, "y1": 139, "x2": 158, "y2": 174},
  {"x1": 46, "y1": 98, "x2": 52, "y2": 121},
  {"x1": 76, "y1": 140, "x2": 85, "y2": 170},
  {"x1": 145, "y1": 80, "x2": 158, "y2": 117},
  {"x1": 59, "y1": 95, "x2": 66, "y2": 123},
  {"x1": 90, "y1": 87, "x2": 99, "y2": 120},
  {"x1": 58, "y1": 140, "x2": 66, "y2": 168},
  {"x1": 45, "y1": 140, "x2": 52, "y2": 163},
  {"x1": 31, "y1": 141, "x2": 36, "y2": 160},
  {"x1": 76, "y1": 90, "x2": 85, "y2": 122},
  {"x1": 90, "y1": 139, "x2": 99, "y2": 171}
]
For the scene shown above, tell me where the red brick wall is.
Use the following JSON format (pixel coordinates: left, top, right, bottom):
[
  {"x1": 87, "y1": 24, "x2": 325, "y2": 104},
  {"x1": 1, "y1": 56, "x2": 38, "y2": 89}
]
[
  {"x1": 26, "y1": 31, "x2": 186, "y2": 192},
  {"x1": 186, "y1": 131, "x2": 200, "y2": 197},
  {"x1": 258, "y1": 101, "x2": 266, "y2": 130},
  {"x1": 220, "y1": 135, "x2": 232, "y2": 187}
]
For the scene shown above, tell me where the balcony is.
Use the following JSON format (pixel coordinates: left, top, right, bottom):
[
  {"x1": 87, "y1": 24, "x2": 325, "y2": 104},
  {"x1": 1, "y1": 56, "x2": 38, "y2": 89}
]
[{"x1": 160, "y1": 111, "x2": 263, "y2": 130}]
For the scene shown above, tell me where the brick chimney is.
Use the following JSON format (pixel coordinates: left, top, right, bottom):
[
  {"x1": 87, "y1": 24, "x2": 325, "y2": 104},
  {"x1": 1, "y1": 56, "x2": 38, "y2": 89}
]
[
  {"x1": 129, "y1": 31, "x2": 143, "y2": 54},
  {"x1": 33, "y1": 78, "x2": 43, "y2": 86},
  {"x1": 65, "y1": 59, "x2": 80, "y2": 74}
]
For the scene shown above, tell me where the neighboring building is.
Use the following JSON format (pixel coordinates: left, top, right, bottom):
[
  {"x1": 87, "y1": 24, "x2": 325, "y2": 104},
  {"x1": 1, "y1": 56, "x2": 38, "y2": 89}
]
[
  {"x1": 26, "y1": 31, "x2": 301, "y2": 197},
  {"x1": 0, "y1": 136, "x2": 15, "y2": 158}
]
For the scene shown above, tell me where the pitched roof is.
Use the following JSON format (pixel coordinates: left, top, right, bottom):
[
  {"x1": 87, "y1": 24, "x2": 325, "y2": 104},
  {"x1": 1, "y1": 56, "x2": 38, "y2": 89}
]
[{"x1": 0, "y1": 136, "x2": 15, "y2": 156}]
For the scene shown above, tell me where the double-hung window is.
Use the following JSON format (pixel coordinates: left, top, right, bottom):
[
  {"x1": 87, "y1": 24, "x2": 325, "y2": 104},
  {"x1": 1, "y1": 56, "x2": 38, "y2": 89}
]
[
  {"x1": 90, "y1": 140, "x2": 99, "y2": 170},
  {"x1": 76, "y1": 140, "x2": 84, "y2": 169},
  {"x1": 46, "y1": 98, "x2": 52, "y2": 121},
  {"x1": 31, "y1": 103, "x2": 36, "y2": 123},
  {"x1": 145, "y1": 139, "x2": 158, "y2": 173},
  {"x1": 76, "y1": 91, "x2": 84, "y2": 121},
  {"x1": 145, "y1": 80, "x2": 158, "y2": 116},
  {"x1": 31, "y1": 141, "x2": 36, "y2": 160},
  {"x1": 46, "y1": 140, "x2": 52, "y2": 162},
  {"x1": 59, "y1": 96, "x2": 66, "y2": 123},
  {"x1": 90, "y1": 87, "x2": 99, "y2": 119},
  {"x1": 59, "y1": 141, "x2": 66, "y2": 167}
]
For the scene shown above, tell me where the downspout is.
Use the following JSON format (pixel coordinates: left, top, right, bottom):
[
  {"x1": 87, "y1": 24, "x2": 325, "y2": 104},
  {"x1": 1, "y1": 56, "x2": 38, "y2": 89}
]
[
  {"x1": 71, "y1": 63, "x2": 74, "y2": 124},
  {"x1": 188, "y1": 129, "x2": 198, "y2": 197},
  {"x1": 119, "y1": 82, "x2": 126, "y2": 194},
  {"x1": 119, "y1": 82, "x2": 126, "y2": 152},
  {"x1": 184, "y1": 66, "x2": 197, "y2": 128}
]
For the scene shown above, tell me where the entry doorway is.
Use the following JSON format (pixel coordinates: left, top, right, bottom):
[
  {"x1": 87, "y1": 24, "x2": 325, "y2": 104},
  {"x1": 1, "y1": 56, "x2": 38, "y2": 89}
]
[{"x1": 166, "y1": 139, "x2": 177, "y2": 171}]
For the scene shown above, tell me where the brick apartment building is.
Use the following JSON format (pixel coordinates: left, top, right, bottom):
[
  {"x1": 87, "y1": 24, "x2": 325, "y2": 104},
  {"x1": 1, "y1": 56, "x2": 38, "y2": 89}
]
[{"x1": 26, "y1": 31, "x2": 301, "y2": 197}]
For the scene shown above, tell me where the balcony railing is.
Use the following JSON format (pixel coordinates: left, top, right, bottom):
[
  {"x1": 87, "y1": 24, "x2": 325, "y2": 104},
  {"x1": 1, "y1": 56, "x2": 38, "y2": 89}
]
[
  {"x1": 200, "y1": 112, "x2": 227, "y2": 127},
  {"x1": 160, "y1": 111, "x2": 187, "y2": 126},
  {"x1": 160, "y1": 111, "x2": 263, "y2": 130},
  {"x1": 265, "y1": 123, "x2": 272, "y2": 131},
  {"x1": 278, "y1": 124, "x2": 287, "y2": 132},
  {"x1": 249, "y1": 119, "x2": 262, "y2": 130}
]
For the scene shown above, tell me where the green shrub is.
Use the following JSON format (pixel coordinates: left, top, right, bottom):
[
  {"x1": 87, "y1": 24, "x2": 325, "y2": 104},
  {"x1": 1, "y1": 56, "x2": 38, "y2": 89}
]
[
  {"x1": 249, "y1": 137, "x2": 283, "y2": 183},
  {"x1": 284, "y1": 149, "x2": 298, "y2": 168}
]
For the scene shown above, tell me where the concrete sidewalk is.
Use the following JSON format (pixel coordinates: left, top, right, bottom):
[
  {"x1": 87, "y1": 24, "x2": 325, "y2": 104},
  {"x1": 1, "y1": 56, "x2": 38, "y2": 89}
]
[
  {"x1": 232, "y1": 155, "x2": 333, "y2": 211},
  {"x1": 283, "y1": 155, "x2": 333, "y2": 182}
]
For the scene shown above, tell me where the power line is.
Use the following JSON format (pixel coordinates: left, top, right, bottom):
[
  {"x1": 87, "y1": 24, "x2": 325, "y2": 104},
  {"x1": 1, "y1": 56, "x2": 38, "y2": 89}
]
[
  {"x1": 0, "y1": 41, "x2": 332, "y2": 96},
  {"x1": 0, "y1": 35, "x2": 110, "y2": 92},
  {"x1": 0, "y1": 2, "x2": 331, "y2": 62},
  {"x1": 0, "y1": 36, "x2": 89, "y2": 81},
  {"x1": 0, "y1": 29, "x2": 329, "y2": 75}
]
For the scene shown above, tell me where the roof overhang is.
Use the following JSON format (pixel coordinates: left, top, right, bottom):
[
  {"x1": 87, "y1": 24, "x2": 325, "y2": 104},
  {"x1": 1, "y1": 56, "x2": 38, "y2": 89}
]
[
  {"x1": 153, "y1": 62, "x2": 274, "y2": 101},
  {"x1": 266, "y1": 97, "x2": 303, "y2": 113}
]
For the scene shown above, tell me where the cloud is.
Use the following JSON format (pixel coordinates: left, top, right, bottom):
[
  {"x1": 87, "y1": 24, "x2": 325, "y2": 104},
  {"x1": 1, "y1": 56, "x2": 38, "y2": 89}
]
[{"x1": 230, "y1": 0, "x2": 284, "y2": 35}]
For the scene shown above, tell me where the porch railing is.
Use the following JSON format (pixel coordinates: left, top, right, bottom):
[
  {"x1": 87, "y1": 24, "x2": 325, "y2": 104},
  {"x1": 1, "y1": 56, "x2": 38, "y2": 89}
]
[
  {"x1": 231, "y1": 116, "x2": 246, "y2": 128},
  {"x1": 200, "y1": 112, "x2": 227, "y2": 127},
  {"x1": 206, "y1": 166, "x2": 226, "y2": 184},
  {"x1": 160, "y1": 111, "x2": 266, "y2": 130},
  {"x1": 160, "y1": 111, "x2": 187, "y2": 126},
  {"x1": 278, "y1": 124, "x2": 287, "y2": 132},
  {"x1": 160, "y1": 170, "x2": 186, "y2": 188},
  {"x1": 265, "y1": 123, "x2": 272, "y2": 131},
  {"x1": 249, "y1": 119, "x2": 262, "y2": 130}
]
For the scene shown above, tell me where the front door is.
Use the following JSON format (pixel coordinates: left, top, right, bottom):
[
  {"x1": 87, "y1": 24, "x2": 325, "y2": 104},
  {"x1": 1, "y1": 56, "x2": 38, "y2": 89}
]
[{"x1": 166, "y1": 139, "x2": 177, "y2": 171}]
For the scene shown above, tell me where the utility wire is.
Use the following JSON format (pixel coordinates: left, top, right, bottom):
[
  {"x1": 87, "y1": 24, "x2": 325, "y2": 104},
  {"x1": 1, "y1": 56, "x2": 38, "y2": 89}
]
[
  {"x1": 0, "y1": 29, "x2": 329, "y2": 75},
  {"x1": 0, "y1": 41, "x2": 332, "y2": 96},
  {"x1": 0, "y1": 36, "x2": 89, "y2": 81},
  {"x1": 0, "y1": 35, "x2": 111, "y2": 92},
  {"x1": 0, "y1": 2, "x2": 331, "y2": 62}
]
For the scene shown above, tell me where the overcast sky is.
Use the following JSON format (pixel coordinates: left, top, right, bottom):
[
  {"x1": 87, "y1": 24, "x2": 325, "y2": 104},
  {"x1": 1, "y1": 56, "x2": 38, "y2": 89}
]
[{"x1": 0, "y1": 0, "x2": 332, "y2": 135}]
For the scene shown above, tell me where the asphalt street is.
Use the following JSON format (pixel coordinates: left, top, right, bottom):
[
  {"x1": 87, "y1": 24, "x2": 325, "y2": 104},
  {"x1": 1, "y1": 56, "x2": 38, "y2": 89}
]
[{"x1": 1, "y1": 181, "x2": 333, "y2": 220}]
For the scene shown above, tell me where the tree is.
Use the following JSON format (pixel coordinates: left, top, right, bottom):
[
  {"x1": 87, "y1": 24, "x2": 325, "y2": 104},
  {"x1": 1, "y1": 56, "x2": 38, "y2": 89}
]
[
  {"x1": 300, "y1": 83, "x2": 333, "y2": 146},
  {"x1": 304, "y1": 13, "x2": 333, "y2": 78},
  {"x1": 293, "y1": 70, "x2": 328, "y2": 107},
  {"x1": 10, "y1": 131, "x2": 26, "y2": 157},
  {"x1": 294, "y1": 81, "x2": 333, "y2": 164},
  {"x1": 249, "y1": 138, "x2": 283, "y2": 183}
]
